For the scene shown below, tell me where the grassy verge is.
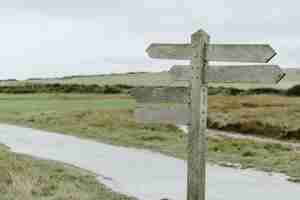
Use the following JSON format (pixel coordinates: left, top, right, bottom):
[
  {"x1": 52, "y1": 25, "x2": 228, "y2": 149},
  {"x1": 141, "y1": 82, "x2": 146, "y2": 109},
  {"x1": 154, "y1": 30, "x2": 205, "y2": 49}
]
[
  {"x1": 0, "y1": 144, "x2": 135, "y2": 200},
  {"x1": 0, "y1": 93, "x2": 299, "y2": 182}
]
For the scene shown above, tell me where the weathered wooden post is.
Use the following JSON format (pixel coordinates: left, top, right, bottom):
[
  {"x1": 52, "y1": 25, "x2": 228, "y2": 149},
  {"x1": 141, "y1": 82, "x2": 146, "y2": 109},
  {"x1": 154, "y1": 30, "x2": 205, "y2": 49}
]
[
  {"x1": 187, "y1": 30, "x2": 209, "y2": 200},
  {"x1": 131, "y1": 29, "x2": 284, "y2": 200}
]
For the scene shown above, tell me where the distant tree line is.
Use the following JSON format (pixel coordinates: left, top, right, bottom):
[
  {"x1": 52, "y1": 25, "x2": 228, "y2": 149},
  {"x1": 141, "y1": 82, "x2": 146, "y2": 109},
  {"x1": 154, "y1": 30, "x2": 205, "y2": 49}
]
[
  {"x1": 0, "y1": 83, "x2": 300, "y2": 96},
  {"x1": 25, "y1": 72, "x2": 149, "y2": 81},
  {"x1": 0, "y1": 83, "x2": 133, "y2": 94}
]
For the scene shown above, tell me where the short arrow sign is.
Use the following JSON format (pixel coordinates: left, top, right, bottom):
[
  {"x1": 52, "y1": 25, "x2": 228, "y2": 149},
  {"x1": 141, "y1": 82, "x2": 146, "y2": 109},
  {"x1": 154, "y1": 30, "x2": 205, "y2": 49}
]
[
  {"x1": 134, "y1": 104, "x2": 190, "y2": 125},
  {"x1": 170, "y1": 65, "x2": 285, "y2": 84},
  {"x1": 147, "y1": 43, "x2": 276, "y2": 63},
  {"x1": 131, "y1": 87, "x2": 189, "y2": 104}
]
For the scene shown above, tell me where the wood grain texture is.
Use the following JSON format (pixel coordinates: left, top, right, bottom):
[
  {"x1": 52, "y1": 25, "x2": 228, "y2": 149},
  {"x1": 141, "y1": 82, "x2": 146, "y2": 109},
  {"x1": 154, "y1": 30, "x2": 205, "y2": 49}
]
[
  {"x1": 187, "y1": 30, "x2": 209, "y2": 200},
  {"x1": 134, "y1": 104, "x2": 190, "y2": 125},
  {"x1": 147, "y1": 43, "x2": 276, "y2": 63},
  {"x1": 146, "y1": 43, "x2": 192, "y2": 60},
  {"x1": 208, "y1": 44, "x2": 276, "y2": 63},
  {"x1": 170, "y1": 65, "x2": 285, "y2": 83},
  {"x1": 131, "y1": 87, "x2": 190, "y2": 104}
]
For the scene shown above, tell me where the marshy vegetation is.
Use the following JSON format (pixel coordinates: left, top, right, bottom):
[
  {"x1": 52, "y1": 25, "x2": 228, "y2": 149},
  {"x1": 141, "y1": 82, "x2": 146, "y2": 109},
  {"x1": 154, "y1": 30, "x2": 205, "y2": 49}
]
[{"x1": 0, "y1": 93, "x2": 299, "y2": 182}]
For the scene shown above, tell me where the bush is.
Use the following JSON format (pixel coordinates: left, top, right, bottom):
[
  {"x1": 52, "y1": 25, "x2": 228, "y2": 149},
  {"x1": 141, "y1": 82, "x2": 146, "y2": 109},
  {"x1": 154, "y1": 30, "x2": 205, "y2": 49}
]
[
  {"x1": 103, "y1": 85, "x2": 122, "y2": 94},
  {"x1": 246, "y1": 88, "x2": 283, "y2": 95},
  {"x1": 226, "y1": 88, "x2": 244, "y2": 95},
  {"x1": 114, "y1": 84, "x2": 134, "y2": 90},
  {"x1": 286, "y1": 85, "x2": 300, "y2": 96},
  {"x1": 208, "y1": 87, "x2": 244, "y2": 96},
  {"x1": 242, "y1": 149, "x2": 257, "y2": 157}
]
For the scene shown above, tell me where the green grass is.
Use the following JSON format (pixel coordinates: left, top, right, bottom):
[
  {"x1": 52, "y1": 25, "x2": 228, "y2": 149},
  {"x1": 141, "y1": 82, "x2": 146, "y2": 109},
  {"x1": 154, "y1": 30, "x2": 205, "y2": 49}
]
[
  {"x1": 208, "y1": 138, "x2": 300, "y2": 180},
  {"x1": 0, "y1": 144, "x2": 136, "y2": 200},
  {"x1": 0, "y1": 93, "x2": 300, "y2": 182},
  {"x1": 0, "y1": 94, "x2": 133, "y2": 112}
]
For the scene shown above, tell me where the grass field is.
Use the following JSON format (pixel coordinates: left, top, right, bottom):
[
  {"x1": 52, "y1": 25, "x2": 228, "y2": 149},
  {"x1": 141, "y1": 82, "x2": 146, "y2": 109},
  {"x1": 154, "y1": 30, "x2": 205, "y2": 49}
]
[
  {"x1": 0, "y1": 93, "x2": 300, "y2": 182},
  {"x1": 1, "y1": 68, "x2": 300, "y2": 89},
  {"x1": 0, "y1": 144, "x2": 135, "y2": 200}
]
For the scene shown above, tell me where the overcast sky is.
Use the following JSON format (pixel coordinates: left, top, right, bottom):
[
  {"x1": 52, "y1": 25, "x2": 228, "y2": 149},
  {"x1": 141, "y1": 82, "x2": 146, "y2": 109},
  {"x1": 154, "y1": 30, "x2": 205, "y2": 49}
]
[{"x1": 0, "y1": 0, "x2": 299, "y2": 79}]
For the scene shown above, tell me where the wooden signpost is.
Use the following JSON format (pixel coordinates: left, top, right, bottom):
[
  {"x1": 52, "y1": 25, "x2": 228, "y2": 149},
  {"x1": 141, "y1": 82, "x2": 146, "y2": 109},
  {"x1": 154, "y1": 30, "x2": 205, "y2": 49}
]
[{"x1": 132, "y1": 29, "x2": 284, "y2": 200}]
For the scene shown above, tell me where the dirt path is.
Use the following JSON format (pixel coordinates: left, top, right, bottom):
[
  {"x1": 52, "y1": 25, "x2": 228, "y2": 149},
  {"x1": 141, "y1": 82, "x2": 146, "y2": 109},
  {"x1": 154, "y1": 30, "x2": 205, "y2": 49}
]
[
  {"x1": 0, "y1": 124, "x2": 300, "y2": 200},
  {"x1": 209, "y1": 129, "x2": 300, "y2": 151},
  {"x1": 178, "y1": 125, "x2": 300, "y2": 151}
]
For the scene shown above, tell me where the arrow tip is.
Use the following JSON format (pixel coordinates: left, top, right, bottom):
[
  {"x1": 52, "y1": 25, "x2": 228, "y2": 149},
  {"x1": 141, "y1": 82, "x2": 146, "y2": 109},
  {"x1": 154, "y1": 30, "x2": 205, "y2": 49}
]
[
  {"x1": 146, "y1": 43, "x2": 158, "y2": 58},
  {"x1": 276, "y1": 72, "x2": 286, "y2": 84},
  {"x1": 265, "y1": 44, "x2": 277, "y2": 63},
  {"x1": 146, "y1": 44, "x2": 153, "y2": 54}
]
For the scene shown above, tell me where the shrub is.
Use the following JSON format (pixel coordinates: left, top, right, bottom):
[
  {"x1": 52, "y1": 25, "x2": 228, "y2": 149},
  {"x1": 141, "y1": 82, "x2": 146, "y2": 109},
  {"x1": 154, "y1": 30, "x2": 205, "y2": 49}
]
[
  {"x1": 242, "y1": 149, "x2": 257, "y2": 157},
  {"x1": 246, "y1": 88, "x2": 283, "y2": 95},
  {"x1": 208, "y1": 87, "x2": 244, "y2": 96},
  {"x1": 286, "y1": 85, "x2": 300, "y2": 96},
  {"x1": 226, "y1": 88, "x2": 244, "y2": 95},
  {"x1": 114, "y1": 84, "x2": 134, "y2": 90},
  {"x1": 103, "y1": 85, "x2": 122, "y2": 94}
]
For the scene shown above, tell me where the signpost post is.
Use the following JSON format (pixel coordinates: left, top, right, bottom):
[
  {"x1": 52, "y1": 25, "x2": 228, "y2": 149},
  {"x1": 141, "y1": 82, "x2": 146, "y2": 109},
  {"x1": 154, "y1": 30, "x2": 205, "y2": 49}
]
[{"x1": 132, "y1": 29, "x2": 285, "y2": 200}]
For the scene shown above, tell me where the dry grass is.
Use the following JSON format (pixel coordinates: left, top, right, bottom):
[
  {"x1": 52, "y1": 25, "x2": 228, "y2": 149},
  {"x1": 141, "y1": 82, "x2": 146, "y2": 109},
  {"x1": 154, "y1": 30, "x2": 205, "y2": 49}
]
[
  {"x1": 0, "y1": 144, "x2": 136, "y2": 200},
  {"x1": 208, "y1": 95, "x2": 300, "y2": 140}
]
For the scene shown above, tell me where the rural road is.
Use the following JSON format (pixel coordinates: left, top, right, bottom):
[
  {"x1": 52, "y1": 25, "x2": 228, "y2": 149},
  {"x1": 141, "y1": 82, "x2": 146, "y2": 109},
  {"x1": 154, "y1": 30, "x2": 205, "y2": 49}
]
[{"x1": 0, "y1": 124, "x2": 299, "y2": 200}]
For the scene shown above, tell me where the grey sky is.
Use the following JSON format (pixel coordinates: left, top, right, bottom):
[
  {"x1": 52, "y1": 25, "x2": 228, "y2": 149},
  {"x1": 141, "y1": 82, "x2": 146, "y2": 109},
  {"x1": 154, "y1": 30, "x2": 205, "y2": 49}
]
[{"x1": 0, "y1": 0, "x2": 299, "y2": 79}]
